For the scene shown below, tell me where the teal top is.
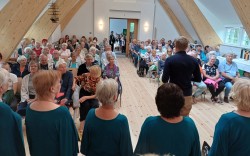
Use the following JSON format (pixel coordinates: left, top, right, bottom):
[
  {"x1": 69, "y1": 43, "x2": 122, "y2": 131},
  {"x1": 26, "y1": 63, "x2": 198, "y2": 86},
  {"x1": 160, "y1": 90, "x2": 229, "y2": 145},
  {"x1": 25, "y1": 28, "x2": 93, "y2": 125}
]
[
  {"x1": 134, "y1": 116, "x2": 201, "y2": 156},
  {"x1": 209, "y1": 112, "x2": 250, "y2": 156},
  {"x1": 139, "y1": 49, "x2": 147, "y2": 55},
  {"x1": 25, "y1": 105, "x2": 79, "y2": 156},
  {"x1": 81, "y1": 109, "x2": 133, "y2": 156},
  {"x1": 0, "y1": 102, "x2": 25, "y2": 156}
]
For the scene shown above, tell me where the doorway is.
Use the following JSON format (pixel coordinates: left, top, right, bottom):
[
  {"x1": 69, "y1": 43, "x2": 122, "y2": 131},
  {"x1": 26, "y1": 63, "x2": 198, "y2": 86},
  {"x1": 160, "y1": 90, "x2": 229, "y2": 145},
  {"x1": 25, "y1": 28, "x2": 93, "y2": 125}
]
[{"x1": 109, "y1": 18, "x2": 138, "y2": 56}]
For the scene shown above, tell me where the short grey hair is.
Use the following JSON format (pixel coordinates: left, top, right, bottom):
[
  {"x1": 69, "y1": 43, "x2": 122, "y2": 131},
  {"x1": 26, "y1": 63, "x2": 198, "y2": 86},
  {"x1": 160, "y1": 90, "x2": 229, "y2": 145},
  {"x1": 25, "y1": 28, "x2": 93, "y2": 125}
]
[
  {"x1": 89, "y1": 46, "x2": 96, "y2": 52},
  {"x1": 17, "y1": 55, "x2": 27, "y2": 63},
  {"x1": 0, "y1": 68, "x2": 10, "y2": 87},
  {"x1": 209, "y1": 54, "x2": 216, "y2": 60},
  {"x1": 226, "y1": 53, "x2": 234, "y2": 56},
  {"x1": 55, "y1": 59, "x2": 67, "y2": 69},
  {"x1": 24, "y1": 47, "x2": 32, "y2": 53},
  {"x1": 96, "y1": 79, "x2": 118, "y2": 105}
]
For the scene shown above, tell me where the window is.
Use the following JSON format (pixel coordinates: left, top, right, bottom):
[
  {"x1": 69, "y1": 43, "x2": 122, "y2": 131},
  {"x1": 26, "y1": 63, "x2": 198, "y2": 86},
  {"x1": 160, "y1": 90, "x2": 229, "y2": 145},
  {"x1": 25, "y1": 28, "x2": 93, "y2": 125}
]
[
  {"x1": 241, "y1": 31, "x2": 250, "y2": 46},
  {"x1": 224, "y1": 27, "x2": 250, "y2": 47}
]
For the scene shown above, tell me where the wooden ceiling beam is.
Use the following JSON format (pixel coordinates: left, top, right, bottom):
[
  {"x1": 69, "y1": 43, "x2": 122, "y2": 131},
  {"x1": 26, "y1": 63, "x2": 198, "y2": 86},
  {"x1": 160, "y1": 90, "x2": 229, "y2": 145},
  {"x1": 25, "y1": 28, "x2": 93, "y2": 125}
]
[
  {"x1": 158, "y1": 0, "x2": 193, "y2": 42},
  {"x1": 25, "y1": 0, "x2": 78, "y2": 42},
  {"x1": 0, "y1": 0, "x2": 50, "y2": 60},
  {"x1": 178, "y1": 0, "x2": 223, "y2": 47},
  {"x1": 231, "y1": 0, "x2": 250, "y2": 38},
  {"x1": 60, "y1": 0, "x2": 87, "y2": 31}
]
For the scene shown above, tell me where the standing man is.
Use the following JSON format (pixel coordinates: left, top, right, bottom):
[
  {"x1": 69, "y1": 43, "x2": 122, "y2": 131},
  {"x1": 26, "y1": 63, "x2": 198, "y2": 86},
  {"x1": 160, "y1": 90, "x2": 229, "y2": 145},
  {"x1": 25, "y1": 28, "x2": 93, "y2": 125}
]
[
  {"x1": 218, "y1": 53, "x2": 239, "y2": 103},
  {"x1": 162, "y1": 36, "x2": 201, "y2": 116},
  {"x1": 109, "y1": 31, "x2": 116, "y2": 52}
]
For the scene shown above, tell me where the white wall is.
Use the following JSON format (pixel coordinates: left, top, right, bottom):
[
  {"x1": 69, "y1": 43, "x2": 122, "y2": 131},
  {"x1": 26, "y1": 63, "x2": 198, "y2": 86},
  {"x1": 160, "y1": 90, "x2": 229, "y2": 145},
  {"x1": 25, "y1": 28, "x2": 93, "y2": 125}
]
[
  {"x1": 165, "y1": 0, "x2": 201, "y2": 44},
  {"x1": 94, "y1": 0, "x2": 155, "y2": 41},
  {"x1": 48, "y1": 25, "x2": 61, "y2": 43},
  {"x1": 110, "y1": 19, "x2": 127, "y2": 35},
  {"x1": 154, "y1": 0, "x2": 179, "y2": 41},
  {"x1": 62, "y1": 0, "x2": 94, "y2": 39}
]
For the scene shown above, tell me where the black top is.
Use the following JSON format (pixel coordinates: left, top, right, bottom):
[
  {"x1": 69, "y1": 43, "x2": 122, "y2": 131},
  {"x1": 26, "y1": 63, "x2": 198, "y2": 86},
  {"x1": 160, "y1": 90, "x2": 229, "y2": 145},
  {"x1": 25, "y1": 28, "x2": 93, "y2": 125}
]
[
  {"x1": 162, "y1": 51, "x2": 201, "y2": 96},
  {"x1": 202, "y1": 64, "x2": 217, "y2": 77},
  {"x1": 11, "y1": 63, "x2": 30, "y2": 78},
  {"x1": 77, "y1": 62, "x2": 98, "y2": 76},
  {"x1": 60, "y1": 71, "x2": 73, "y2": 100}
]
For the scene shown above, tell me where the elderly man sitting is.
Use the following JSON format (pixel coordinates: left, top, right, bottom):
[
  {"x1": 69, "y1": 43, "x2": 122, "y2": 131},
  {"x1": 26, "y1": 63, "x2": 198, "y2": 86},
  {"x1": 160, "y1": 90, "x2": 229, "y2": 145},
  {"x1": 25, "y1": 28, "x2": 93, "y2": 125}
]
[
  {"x1": 39, "y1": 54, "x2": 55, "y2": 70},
  {"x1": 219, "y1": 53, "x2": 240, "y2": 103}
]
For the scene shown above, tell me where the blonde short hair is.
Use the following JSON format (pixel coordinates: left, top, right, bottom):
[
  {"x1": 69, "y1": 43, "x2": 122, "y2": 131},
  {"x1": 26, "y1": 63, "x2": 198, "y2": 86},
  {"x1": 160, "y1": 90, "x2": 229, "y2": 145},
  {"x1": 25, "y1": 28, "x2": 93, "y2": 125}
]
[
  {"x1": 231, "y1": 78, "x2": 250, "y2": 111},
  {"x1": 85, "y1": 53, "x2": 93, "y2": 59},
  {"x1": 89, "y1": 65, "x2": 101, "y2": 78},
  {"x1": 96, "y1": 79, "x2": 118, "y2": 104},
  {"x1": 32, "y1": 70, "x2": 61, "y2": 98}
]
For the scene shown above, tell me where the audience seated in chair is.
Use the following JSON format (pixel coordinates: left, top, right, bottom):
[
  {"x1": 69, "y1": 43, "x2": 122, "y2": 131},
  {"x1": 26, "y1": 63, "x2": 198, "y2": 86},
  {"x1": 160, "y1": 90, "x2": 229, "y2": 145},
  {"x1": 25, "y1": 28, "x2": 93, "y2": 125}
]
[
  {"x1": 209, "y1": 79, "x2": 250, "y2": 156},
  {"x1": 158, "y1": 53, "x2": 167, "y2": 76},
  {"x1": 80, "y1": 79, "x2": 133, "y2": 156},
  {"x1": 130, "y1": 39, "x2": 140, "y2": 67},
  {"x1": 134, "y1": 83, "x2": 201, "y2": 156},
  {"x1": 196, "y1": 44, "x2": 208, "y2": 64},
  {"x1": 2, "y1": 63, "x2": 18, "y2": 111},
  {"x1": 42, "y1": 46, "x2": 53, "y2": 64},
  {"x1": 67, "y1": 52, "x2": 80, "y2": 69},
  {"x1": 60, "y1": 43, "x2": 71, "y2": 61},
  {"x1": 33, "y1": 41, "x2": 42, "y2": 57},
  {"x1": 27, "y1": 51, "x2": 38, "y2": 63},
  {"x1": 11, "y1": 55, "x2": 30, "y2": 78},
  {"x1": 17, "y1": 61, "x2": 39, "y2": 116},
  {"x1": 74, "y1": 45, "x2": 85, "y2": 64},
  {"x1": 218, "y1": 53, "x2": 240, "y2": 103},
  {"x1": 147, "y1": 50, "x2": 160, "y2": 79},
  {"x1": 78, "y1": 54, "x2": 97, "y2": 76},
  {"x1": 187, "y1": 51, "x2": 207, "y2": 103},
  {"x1": 103, "y1": 55, "x2": 120, "y2": 81},
  {"x1": 39, "y1": 54, "x2": 55, "y2": 70},
  {"x1": 202, "y1": 55, "x2": 225, "y2": 103},
  {"x1": 56, "y1": 59, "x2": 73, "y2": 106},
  {"x1": 52, "y1": 50, "x2": 62, "y2": 66},
  {"x1": 89, "y1": 46, "x2": 101, "y2": 65},
  {"x1": 74, "y1": 65, "x2": 101, "y2": 134}
]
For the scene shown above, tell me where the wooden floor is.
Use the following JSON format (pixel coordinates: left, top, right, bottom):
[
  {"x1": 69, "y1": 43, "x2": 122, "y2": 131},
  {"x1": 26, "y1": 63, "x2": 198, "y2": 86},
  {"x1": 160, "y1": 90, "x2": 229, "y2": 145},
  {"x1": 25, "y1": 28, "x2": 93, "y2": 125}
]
[
  {"x1": 23, "y1": 54, "x2": 236, "y2": 155},
  {"x1": 116, "y1": 54, "x2": 236, "y2": 147}
]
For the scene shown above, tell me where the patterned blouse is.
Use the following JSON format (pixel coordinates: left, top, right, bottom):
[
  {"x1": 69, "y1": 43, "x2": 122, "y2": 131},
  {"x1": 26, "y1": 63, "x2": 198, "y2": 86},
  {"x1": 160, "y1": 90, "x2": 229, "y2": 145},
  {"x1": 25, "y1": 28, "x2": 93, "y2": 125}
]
[
  {"x1": 103, "y1": 64, "x2": 120, "y2": 79},
  {"x1": 75, "y1": 73, "x2": 100, "y2": 94},
  {"x1": 202, "y1": 64, "x2": 217, "y2": 77}
]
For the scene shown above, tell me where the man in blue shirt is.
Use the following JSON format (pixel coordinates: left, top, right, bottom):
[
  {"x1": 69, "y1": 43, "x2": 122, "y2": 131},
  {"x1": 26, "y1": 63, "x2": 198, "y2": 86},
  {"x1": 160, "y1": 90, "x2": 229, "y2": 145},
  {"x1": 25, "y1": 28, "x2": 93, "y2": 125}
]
[
  {"x1": 218, "y1": 53, "x2": 240, "y2": 103},
  {"x1": 162, "y1": 36, "x2": 201, "y2": 116},
  {"x1": 130, "y1": 39, "x2": 140, "y2": 67}
]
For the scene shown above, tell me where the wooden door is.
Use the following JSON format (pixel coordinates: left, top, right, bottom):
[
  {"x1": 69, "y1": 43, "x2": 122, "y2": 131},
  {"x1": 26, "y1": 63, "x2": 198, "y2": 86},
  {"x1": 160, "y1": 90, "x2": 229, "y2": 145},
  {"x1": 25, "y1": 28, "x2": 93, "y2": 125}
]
[{"x1": 126, "y1": 19, "x2": 138, "y2": 57}]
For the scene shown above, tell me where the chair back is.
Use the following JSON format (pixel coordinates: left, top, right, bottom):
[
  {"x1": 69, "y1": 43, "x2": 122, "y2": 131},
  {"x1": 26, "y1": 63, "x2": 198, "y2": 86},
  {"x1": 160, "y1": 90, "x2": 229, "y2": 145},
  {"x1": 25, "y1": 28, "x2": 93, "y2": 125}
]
[{"x1": 68, "y1": 68, "x2": 77, "y2": 77}]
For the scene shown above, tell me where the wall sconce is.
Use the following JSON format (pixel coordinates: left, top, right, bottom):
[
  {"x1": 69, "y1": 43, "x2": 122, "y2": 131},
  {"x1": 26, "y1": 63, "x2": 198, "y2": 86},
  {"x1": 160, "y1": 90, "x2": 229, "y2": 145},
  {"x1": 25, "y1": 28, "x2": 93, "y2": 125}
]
[
  {"x1": 99, "y1": 20, "x2": 104, "y2": 30},
  {"x1": 144, "y1": 22, "x2": 149, "y2": 32}
]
